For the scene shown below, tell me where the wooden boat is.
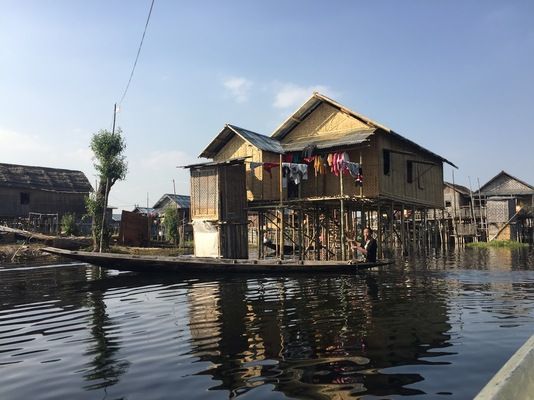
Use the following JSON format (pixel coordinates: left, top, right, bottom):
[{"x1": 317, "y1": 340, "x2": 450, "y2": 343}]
[
  {"x1": 41, "y1": 247, "x2": 393, "y2": 274},
  {"x1": 475, "y1": 335, "x2": 534, "y2": 400}
]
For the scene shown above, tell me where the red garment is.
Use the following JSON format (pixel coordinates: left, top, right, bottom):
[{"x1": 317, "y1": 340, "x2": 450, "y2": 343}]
[
  {"x1": 282, "y1": 154, "x2": 293, "y2": 163},
  {"x1": 332, "y1": 153, "x2": 340, "y2": 176},
  {"x1": 262, "y1": 162, "x2": 279, "y2": 175}
]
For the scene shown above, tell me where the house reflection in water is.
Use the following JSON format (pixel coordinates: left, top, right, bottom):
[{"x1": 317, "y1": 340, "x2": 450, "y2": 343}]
[{"x1": 185, "y1": 274, "x2": 453, "y2": 398}]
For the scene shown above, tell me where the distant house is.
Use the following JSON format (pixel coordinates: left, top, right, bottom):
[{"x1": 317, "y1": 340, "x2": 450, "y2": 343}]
[
  {"x1": 153, "y1": 194, "x2": 191, "y2": 218},
  {"x1": 132, "y1": 206, "x2": 157, "y2": 216},
  {"x1": 121, "y1": 194, "x2": 192, "y2": 245},
  {"x1": 480, "y1": 171, "x2": 534, "y2": 241},
  {"x1": 0, "y1": 163, "x2": 92, "y2": 219}
]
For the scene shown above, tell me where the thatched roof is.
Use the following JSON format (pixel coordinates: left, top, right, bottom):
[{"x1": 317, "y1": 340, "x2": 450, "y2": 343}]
[
  {"x1": 0, "y1": 163, "x2": 93, "y2": 193},
  {"x1": 480, "y1": 171, "x2": 534, "y2": 196}
]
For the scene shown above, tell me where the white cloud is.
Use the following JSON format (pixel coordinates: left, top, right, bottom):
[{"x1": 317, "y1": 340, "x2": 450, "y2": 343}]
[
  {"x1": 273, "y1": 83, "x2": 339, "y2": 109},
  {"x1": 0, "y1": 127, "x2": 93, "y2": 172},
  {"x1": 223, "y1": 76, "x2": 253, "y2": 103}
]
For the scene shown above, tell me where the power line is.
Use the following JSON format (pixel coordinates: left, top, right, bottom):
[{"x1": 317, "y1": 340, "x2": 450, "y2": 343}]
[{"x1": 118, "y1": 0, "x2": 155, "y2": 106}]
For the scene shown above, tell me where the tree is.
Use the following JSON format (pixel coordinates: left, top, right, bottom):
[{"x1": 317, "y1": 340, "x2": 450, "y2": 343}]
[
  {"x1": 88, "y1": 128, "x2": 127, "y2": 251},
  {"x1": 163, "y1": 206, "x2": 180, "y2": 246},
  {"x1": 60, "y1": 213, "x2": 78, "y2": 236}
]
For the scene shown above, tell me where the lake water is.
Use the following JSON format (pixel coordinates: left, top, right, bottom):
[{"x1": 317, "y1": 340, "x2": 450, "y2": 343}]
[{"x1": 1, "y1": 248, "x2": 533, "y2": 400}]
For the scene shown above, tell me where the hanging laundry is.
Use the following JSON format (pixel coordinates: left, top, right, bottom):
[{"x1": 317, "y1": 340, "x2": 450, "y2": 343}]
[
  {"x1": 282, "y1": 162, "x2": 308, "y2": 185},
  {"x1": 355, "y1": 166, "x2": 364, "y2": 186},
  {"x1": 282, "y1": 154, "x2": 293, "y2": 163},
  {"x1": 327, "y1": 153, "x2": 334, "y2": 168},
  {"x1": 332, "y1": 153, "x2": 341, "y2": 176},
  {"x1": 262, "y1": 162, "x2": 279, "y2": 176},
  {"x1": 282, "y1": 165, "x2": 289, "y2": 188},
  {"x1": 313, "y1": 155, "x2": 326, "y2": 176},
  {"x1": 337, "y1": 152, "x2": 350, "y2": 176},
  {"x1": 341, "y1": 161, "x2": 360, "y2": 178},
  {"x1": 302, "y1": 144, "x2": 318, "y2": 159},
  {"x1": 249, "y1": 162, "x2": 263, "y2": 170}
]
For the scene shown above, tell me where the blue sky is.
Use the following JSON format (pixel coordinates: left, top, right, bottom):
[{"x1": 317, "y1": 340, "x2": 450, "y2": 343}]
[{"x1": 1, "y1": 0, "x2": 533, "y2": 209}]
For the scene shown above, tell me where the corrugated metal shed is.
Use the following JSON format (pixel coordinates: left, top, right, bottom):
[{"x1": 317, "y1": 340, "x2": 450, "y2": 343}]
[
  {"x1": 0, "y1": 163, "x2": 92, "y2": 193},
  {"x1": 199, "y1": 124, "x2": 284, "y2": 158}
]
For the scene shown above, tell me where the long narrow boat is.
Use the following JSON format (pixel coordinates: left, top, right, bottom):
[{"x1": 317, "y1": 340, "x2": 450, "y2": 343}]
[{"x1": 41, "y1": 247, "x2": 393, "y2": 274}]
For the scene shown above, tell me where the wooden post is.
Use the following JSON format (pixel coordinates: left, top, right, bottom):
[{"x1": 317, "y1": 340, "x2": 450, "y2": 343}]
[
  {"x1": 298, "y1": 208, "x2": 303, "y2": 261},
  {"x1": 279, "y1": 154, "x2": 284, "y2": 260},
  {"x1": 314, "y1": 207, "x2": 320, "y2": 261},
  {"x1": 377, "y1": 204, "x2": 382, "y2": 259},
  {"x1": 400, "y1": 204, "x2": 405, "y2": 253},
  {"x1": 389, "y1": 203, "x2": 394, "y2": 250},
  {"x1": 340, "y1": 171, "x2": 346, "y2": 260},
  {"x1": 412, "y1": 206, "x2": 416, "y2": 252},
  {"x1": 258, "y1": 211, "x2": 263, "y2": 259}
]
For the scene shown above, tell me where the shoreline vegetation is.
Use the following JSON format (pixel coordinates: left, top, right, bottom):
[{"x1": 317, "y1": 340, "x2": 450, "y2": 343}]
[{"x1": 466, "y1": 240, "x2": 530, "y2": 249}]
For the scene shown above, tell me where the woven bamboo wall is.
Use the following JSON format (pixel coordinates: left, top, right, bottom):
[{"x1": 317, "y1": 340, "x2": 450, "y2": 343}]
[
  {"x1": 280, "y1": 102, "x2": 369, "y2": 143},
  {"x1": 190, "y1": 167, "x2": 219, "y2": 220},
  {"x1": 377, "y1": 131, "x2": 444, "y2": 208},
  {"x1": 213, "y1": 135, "x2": 262, "y2": 201}
]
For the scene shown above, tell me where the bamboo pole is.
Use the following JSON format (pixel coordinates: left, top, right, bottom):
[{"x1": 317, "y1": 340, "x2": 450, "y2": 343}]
[
  {"x1": 279, "y1": 154, "x2": 284, "y2": 260},
  {"x1": 340, "y1": 169, "x2": 346, "y2": 260}
]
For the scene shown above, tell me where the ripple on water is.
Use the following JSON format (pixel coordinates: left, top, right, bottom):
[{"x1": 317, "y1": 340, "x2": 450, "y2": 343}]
[{"x1": 1, "y1": 249, "x2": 534, "y2": 399}]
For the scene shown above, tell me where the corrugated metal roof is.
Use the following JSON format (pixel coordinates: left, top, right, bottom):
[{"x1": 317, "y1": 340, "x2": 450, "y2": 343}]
[
  {"x1": 281, "y1": 129, "x2": 374, "y2": 152},
  {"x1": 133, "y1": 207, "x2": 156, "y2": 215},
  {"x1": 199, "y1": 124, "x2": 283, "y2": 158},
  {"x1": 0, "y1": 163, "x2": 93, "y2": 193},
  {"x1": 181, "y1": 158, "x2": 247, "y2": 169},
  {"x1": 228, "y1": 125, "x2": 284, "y2": 154},
  {"x1": 153, "y1": 194, "x2": 191, "y2": 209}
]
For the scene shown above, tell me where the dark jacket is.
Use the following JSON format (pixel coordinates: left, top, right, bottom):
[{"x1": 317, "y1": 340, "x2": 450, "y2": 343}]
[{"x1": 363, "y1": 238, "x2": 377, "y2": 263}]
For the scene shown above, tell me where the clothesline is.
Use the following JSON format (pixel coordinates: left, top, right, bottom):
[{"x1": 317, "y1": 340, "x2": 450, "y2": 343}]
[{"x1": 245, "y1": 153, "x2": 364, "y2": 186}]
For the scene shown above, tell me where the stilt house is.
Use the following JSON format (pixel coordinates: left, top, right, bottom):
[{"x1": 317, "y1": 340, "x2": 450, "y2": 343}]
[
  {"x1": 480, "y1": 171, "x2": 534, "y2": 242},
  {"x1": 193, "y1": 93, "x2": 456, "y2": 259}
]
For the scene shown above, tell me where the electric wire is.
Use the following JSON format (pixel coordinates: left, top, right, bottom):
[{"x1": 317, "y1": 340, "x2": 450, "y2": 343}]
[{"x1": 118, "y1": 0, "x2": 155, "y2": 106}]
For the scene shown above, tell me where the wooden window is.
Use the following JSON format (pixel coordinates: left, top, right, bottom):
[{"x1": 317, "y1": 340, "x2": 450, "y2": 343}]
[
  {"x1": 20, "y1": 192, "x2": 30, "y2": 205},
  {"x1": 406, "y1": 161, "x2": 413, "y2": 183},
  {"x1": 445, "y1": 201, "x2": 451, "y2": 207},
  {"x1": 383, "y1": 149, "x2": 390, "y2": 175},
  {"x1": 417, "y1": 165, "x2": 424, "y2": 189}
]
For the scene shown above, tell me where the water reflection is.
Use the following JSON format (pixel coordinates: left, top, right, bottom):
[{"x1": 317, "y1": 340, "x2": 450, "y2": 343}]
[
  {"x1": 0, "y1": 247, "x2": 533, "y2": 400},
  {"x1": 183, "y1": 272, "x2": 453, "y2": 398}
]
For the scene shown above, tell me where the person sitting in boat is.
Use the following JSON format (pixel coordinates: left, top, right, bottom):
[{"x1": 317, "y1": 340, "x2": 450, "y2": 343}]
[{"x1": 349, "y1": 227, "x2": 377, "y2": 263}]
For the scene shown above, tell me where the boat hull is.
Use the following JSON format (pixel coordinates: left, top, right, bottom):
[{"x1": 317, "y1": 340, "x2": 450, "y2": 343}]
[{"x1": 41, "y1": 247, "x2": 393, "y2": 274}]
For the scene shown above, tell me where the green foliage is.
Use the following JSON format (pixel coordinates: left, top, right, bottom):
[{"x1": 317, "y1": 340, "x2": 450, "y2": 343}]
[
  {"x1": 88, "y1": 128, "x2": 128, "y2": 251},
  {"x1": 466, "y1": 240, "x2": 529, "y2": 249},
  {"x1": 163, "y1": 206, "x2": 180, "y2": 245},
  {"x1": 61, "y1": 213, "x2": 78, "y2": 236},
  {"x1": 90, "y1": 128, "x2": 128, "y2": 186}
]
